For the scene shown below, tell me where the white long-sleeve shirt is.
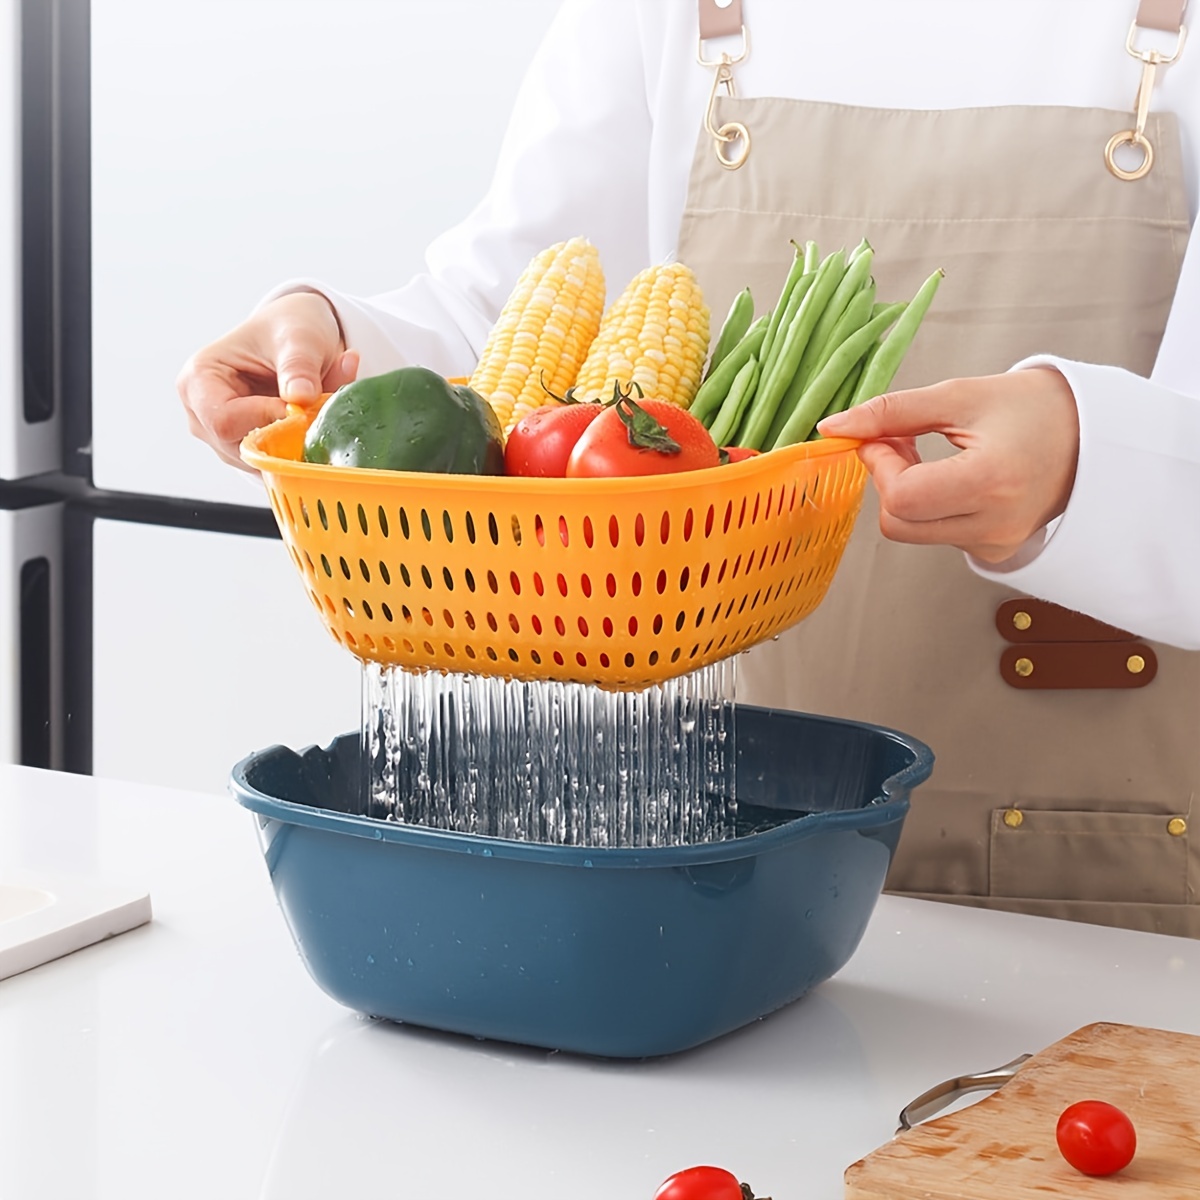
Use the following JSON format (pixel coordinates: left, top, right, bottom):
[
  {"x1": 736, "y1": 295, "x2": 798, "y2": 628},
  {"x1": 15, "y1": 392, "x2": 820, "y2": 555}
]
[{"x1": 268, "y1": 0, "x2": 1200, "y2": 649}]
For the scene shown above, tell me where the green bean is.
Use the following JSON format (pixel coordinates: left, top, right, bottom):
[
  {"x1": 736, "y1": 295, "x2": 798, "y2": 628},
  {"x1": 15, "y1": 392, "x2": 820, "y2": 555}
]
[
  {"x1": 761, "y1": 280, "x2": 875, "y2": 449},
  {"x1": 772, "y1": 302, "x2": 908, "y2": 448},
  {"x1": 760, "y1": 240, "x2": 807, "y2": 370},
  {"x1": 689, "y1": 316, "x2": 768, "y2": 425},
  {"x1": 758, "y1": 248, "x2": 847, "y2": 391},
  {"x1": 813, "y1": 280, "x2": 875, "y2": 372},
  {"x1": 761, "y1": 374, "x2": 800, "y2": 451},
  {"x1": 704, "y1": 287, "x2": 755, "y2": 381},
  {"x1": 803, "y1": 239, "x2": 820, "y2": 273},
  {"x1": 736, "y1": 250, "x2": 847, "y2": 450},
  {"x1": 847, "y1": 237, "x2": 872, "y2": 265},
  {"x1": 791, "y1": 246, "x2": 876, "y2": 395},
  {"x1": 816, "y1": 357, "x2": 866, "y2": 427},
  {"x1": 850, "y1": 268, "x2": 945, "y2": 407},
  {"x1": 849, "y1": 339, "x2": 884, "y2": 407},
  {"x1": 707, "y1": 354, "x2": 760, "y2": 447},
  {"x1": 759, "y1": 272, "x2": 815, "y2": 386}
]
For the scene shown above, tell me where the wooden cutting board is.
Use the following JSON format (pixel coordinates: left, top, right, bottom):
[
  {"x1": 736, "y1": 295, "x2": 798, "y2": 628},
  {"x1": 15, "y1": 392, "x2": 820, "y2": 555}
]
[{"x1": 845, "y1": 1023, "x2": 1200, "y2": 1199}]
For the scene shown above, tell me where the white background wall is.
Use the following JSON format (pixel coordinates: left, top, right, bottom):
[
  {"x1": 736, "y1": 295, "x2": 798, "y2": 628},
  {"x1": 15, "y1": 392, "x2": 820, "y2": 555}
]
[
  {"x1": 90, "y1": 0, "x2": 563, "y2": 506},
  {"x1": 92, "y1": 519, "x2": 363, "y2": 793},
  {"x1": 88, "y1": 0, "x2": 564, "y2": 793}
]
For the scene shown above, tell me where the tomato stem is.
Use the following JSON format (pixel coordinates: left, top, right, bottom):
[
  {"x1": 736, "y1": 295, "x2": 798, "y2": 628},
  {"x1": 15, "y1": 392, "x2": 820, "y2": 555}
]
[
  {"x1": 536, "y1": 372, "x2": 596, "y2": 408},
  {"x1": 610, "y1": 382, "x2": 682, "y2": 454}
]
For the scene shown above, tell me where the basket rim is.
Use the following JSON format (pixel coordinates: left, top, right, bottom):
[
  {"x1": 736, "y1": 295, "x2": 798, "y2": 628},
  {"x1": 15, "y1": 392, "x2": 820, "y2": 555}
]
[
  {"x1": 229, "y1": 716, "x2": 927, "y2": 869},
  {"x1": 239, "y1": 407, "x2": 862, "y2": 496}
]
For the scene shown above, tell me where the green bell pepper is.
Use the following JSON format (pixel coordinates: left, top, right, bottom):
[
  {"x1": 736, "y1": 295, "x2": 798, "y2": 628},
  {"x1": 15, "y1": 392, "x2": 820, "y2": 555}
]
[{"x1": 302, "y1": 366, "x2": 505, "y2": 476}]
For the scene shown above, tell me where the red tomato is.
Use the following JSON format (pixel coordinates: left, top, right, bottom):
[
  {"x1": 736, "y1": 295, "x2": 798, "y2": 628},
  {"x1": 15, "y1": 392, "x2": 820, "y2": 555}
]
[
  {"x1": 653, "y1": 1165, "x2": 745, "y2": 1200},
  {"x1": 720, "y1": 446, "x2": 761, "y2": 464},
  {"x1": 504, "y1": 402, "x2": 604, "y2": 477},
  {"x1": 566, "y1": 395, "x2": 720, "y2": 478},
  {"x1": 1055, "y1": 1100, "x2": 1137, "y2": 1176}
]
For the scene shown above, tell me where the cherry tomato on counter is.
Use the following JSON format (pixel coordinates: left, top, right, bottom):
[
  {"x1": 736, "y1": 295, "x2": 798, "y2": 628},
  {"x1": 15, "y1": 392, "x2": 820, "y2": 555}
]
[
  {"x1": 566, "y1": 393, "x2": 720, "y2": 478},
  {"x1": 504, "y1": 401, "x2": 604, "y2": 477},
  {"x1": 1055, "y1": 1100, "x2": 1137, "y2": 1176},
  {"x1": 653, "y1": 1165, "x2": 765, "y2": 1200}
]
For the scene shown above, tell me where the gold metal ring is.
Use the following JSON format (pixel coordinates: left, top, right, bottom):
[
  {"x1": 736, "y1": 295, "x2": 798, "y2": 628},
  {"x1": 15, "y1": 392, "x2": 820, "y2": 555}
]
[
  {"x1": 714, "y1": 120, "x2": 750, "y2": 170},
  {"x1": 1104, "y1": 129, "x2": 1154, "y2": 181}
]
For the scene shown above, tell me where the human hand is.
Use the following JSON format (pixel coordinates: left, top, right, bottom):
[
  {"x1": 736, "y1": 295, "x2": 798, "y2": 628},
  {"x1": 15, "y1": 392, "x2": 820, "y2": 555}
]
[
  {"x1": 176, "y1": 292, "x2": 360, "y2": 470},
  {"x1": 816, "y1": 368, "x2": 1080, "y2": 563}
]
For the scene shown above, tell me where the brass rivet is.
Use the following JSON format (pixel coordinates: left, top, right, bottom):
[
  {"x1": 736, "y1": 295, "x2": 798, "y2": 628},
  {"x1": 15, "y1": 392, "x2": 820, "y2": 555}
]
[
  {"x1": 1003, "y1": 809, "x2": 1024, "y2": 829},
  {"x1": 1127, "y1": 655, "x2": 1146, "y2": 674},
  {"x1": 1167, "y1": 817, "x2": 1187, "y2": 837},
  {"x1": 1012, "y1": 611, "x2": 1032, "y2": 631},
  {"x1": 1014, "y1": 657, "x2": 1034, "y2": 678}
]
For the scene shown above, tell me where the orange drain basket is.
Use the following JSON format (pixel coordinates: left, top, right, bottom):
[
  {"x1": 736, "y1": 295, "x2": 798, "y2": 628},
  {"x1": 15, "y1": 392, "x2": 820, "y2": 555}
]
[{"x1": 240, "y1": 404, "x2": 867, "y2": 690}]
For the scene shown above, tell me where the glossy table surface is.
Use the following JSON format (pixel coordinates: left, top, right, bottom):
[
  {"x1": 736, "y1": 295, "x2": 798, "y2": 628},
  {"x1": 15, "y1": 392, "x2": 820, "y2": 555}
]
[{"x1": 1, "y1": 763, "x2": 1197, "y2": 1200}]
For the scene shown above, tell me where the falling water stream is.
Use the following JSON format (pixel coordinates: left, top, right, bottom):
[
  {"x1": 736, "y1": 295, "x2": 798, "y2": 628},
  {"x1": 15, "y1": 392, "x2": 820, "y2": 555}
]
[{"x1": 360, "y1": 661, "x2": 737, "y2": 846}]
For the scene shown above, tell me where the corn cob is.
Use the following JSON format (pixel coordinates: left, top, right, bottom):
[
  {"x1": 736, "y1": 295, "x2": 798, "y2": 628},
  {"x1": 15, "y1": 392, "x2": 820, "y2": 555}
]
[
  {"x1": 573, "y1": 262, "x2": 710, "y2": 409},
  {"x1": 469, "y1": 237, "x2": 606, "y2": 437}
]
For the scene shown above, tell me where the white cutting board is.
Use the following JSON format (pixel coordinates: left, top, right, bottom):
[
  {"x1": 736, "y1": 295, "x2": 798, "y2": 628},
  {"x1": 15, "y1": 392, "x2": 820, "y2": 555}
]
[{"x1": 0, "y1": 871, "x2": 152, "y2": 980}]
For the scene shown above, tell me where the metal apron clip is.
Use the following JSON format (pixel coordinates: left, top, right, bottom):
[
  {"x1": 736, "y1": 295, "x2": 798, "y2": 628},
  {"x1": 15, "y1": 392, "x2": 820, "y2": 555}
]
[
  {"x1": 1106, "y1": 0, "x2": 1189, "y2": 180},
  {"x1": 697, "y1": 0, "x2": 751, "y2": 170}
]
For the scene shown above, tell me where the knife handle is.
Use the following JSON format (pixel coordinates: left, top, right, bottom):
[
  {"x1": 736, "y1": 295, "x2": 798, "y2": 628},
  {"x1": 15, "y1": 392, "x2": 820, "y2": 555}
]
[{"x1": 897, "y1": 1054, "x2": 1032, "y2": 1132}]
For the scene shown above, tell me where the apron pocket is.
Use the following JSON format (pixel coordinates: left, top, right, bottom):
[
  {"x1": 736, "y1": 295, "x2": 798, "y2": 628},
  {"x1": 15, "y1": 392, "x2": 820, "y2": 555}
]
[{"x1": 989, "y1": 809, "x2": 1189, "y2": 906}]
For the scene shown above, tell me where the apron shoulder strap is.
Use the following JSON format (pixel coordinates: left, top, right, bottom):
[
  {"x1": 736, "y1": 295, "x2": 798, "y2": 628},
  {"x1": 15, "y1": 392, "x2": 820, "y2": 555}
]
[
  {"x1": 698, "y1": 0, "x2": 743, "y2": 42},
  {"x1": 1109, "y1": 0, "x2": 1189, "y2": 179},
  {"x1": 1135, "y1": 0, "x2": 1187, "y2": 31}
]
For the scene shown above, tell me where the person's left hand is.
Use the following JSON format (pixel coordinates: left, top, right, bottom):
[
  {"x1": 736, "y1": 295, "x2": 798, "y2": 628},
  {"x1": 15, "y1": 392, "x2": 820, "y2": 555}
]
[{"x1": 816, "y1": 367, "x2": 1080, "y2": 563}]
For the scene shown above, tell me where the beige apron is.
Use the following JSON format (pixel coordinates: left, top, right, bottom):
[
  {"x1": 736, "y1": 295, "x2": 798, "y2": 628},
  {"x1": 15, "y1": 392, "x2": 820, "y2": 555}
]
[{"x1": 679, "y1": 9, "x2": 1199, "y2": 937}]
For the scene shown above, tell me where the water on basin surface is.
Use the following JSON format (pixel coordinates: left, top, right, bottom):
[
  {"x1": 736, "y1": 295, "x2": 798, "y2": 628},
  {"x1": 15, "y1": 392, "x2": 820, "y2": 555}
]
[{"x1": 360, "y1": 661, "x2": 737, "y2": 847}]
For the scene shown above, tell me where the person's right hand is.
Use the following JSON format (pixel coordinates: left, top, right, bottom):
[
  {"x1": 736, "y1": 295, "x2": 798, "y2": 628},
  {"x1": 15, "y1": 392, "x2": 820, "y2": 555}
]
[
  {"x1": 176, "y1": 291, "x2": 360, "y2": 470},
  {"x1": 816, "y1": 368, "x2": 1080, "y2": 563}
]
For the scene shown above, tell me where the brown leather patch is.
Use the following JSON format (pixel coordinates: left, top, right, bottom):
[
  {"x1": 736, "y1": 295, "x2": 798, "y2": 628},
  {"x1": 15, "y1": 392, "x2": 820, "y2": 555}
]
[
  {"x1": 1136, "y1": 0, "x2": 1187, "y2": 33},
  {"x1": 996, "y1": 598, "x2": 1132, "y2": 643},
  {"x1": 1000, "y1": 642, "x2": 1158, "y2": 689},
  {"x1": 698, "y1": 0, "x2": 743, "y2": 41}
]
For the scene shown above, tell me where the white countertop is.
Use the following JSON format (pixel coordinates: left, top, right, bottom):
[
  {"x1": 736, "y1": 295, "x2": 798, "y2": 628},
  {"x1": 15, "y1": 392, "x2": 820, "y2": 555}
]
[{"x1": 1, "y1": 763, "x2": 1197, "y2": 1200}]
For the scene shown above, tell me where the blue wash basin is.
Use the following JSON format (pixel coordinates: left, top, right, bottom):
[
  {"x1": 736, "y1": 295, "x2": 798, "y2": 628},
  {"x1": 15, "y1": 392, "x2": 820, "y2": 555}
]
[{"x1": 231, "y1": 704, "x2": 932, "y2": 1058}]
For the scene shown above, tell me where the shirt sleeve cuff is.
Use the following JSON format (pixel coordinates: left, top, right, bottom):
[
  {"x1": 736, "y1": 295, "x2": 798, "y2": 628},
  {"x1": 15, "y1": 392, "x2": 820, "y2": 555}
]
[{"x1": 968, "y1": 354, "x2": 1200, "y2": 648}]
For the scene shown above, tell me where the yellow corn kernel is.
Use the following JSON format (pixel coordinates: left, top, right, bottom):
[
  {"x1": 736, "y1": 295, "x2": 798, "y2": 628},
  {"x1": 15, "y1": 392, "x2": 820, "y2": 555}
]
[
  {"x1": 469, "y1": 238, "x2": 606, "y2": 437},
  {"x1": 573, "y1": 263, "x2": 710, "y2": 408}
]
